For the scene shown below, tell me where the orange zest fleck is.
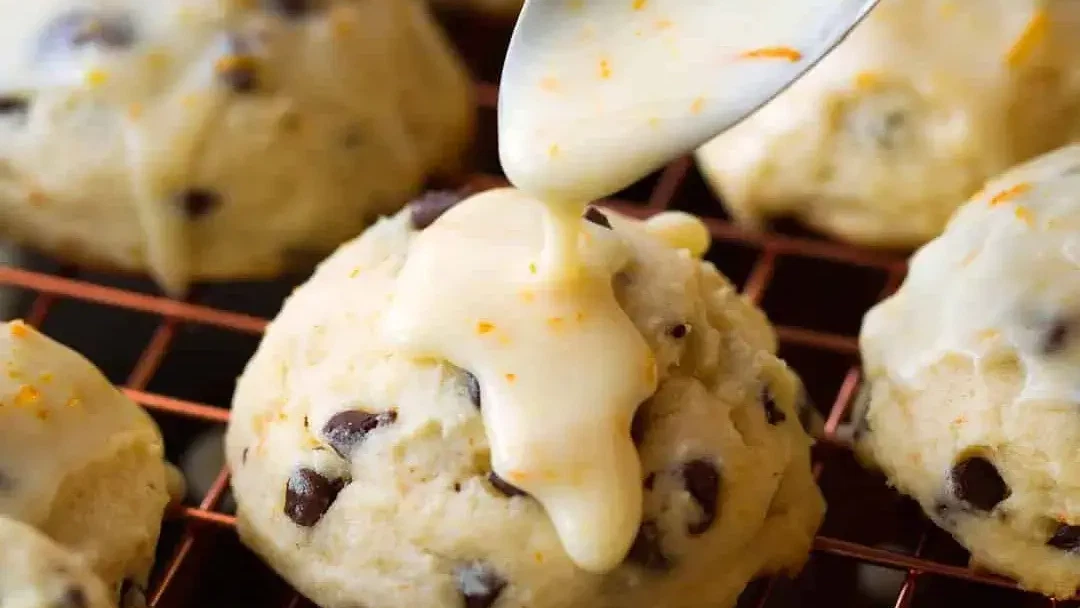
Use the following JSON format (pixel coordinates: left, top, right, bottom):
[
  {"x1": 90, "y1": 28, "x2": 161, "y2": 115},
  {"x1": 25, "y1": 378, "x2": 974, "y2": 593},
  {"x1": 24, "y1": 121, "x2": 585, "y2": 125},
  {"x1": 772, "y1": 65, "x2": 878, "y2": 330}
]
[
  {"x1": 1015, "y1": 206, "x2": 1034, "y2": 224},
  {"x1": 1006, "y1": 10, "x2": 1048, "y2": 67},
  {"x1": 476, "y1": 321, "x2": 496, "y2": 335},
  {"x1": 548, "y1": 144, "x2": 561, "y2": 158},
  {"x1": 854, "y1": 71, "x2": 881, "y2": 90},
  {"x1": 575, "y1": 311, "x2": 586, "y2": 322},
  {"x1": 690, "y1": 97, "x2": 705, "y2": 114},
  {"x1": 599, "y1": 58, "x2": 612, "y2": 79},
  {"x1": 528, "y1": 262, "x2": 538, "y2": 274},
  {"x1": 35, "y1": 408, "x2": 49, "y2": 421},
  {"x1": 655, "y1": 18, "x2": 673, "y2": 30},
  {"x1": 520, "y1": 290, "x2": 535, "y2": 303},
  {"x1": 738, "y1": 46, "x2": 803, "y2": 62},
  {"x1": 539, "y1": 76, "x2": 560, "y2": 92},
  {"x1": 9, "y1": 321, "x2": 29, "y2": 338},
  {"x1": 632, "y1": 0, "x2": 647, "y2": 9},
  {"x1": 509, "y1": 470, "x2": 528, "y2": 482},
  {"x1": 65, "y1": 397, "x2": 81, "y2": 408},
  {"x1": 989, "y1": 182, "x2": 1031, "y2": 206},
  {"x1": 505, "y1": 373, "x2": 517, "y2": 383},
  {"x1": 547, "y1": 317, "x2": 565, "y2": 330},
  {"x1": 127, "y1": 103, "x2": 143, "y2": 119},
  {"x1": 85, "y1": 68, "x2": 109, "y2": 87},
  {"x1": 15, "y1": 385, "x2": 39, "y2": 406}
]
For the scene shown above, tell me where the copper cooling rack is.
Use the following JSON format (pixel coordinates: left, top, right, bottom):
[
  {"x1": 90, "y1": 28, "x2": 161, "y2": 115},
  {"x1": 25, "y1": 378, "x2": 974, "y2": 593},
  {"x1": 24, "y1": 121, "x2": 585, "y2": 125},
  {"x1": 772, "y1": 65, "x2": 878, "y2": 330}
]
[{"x1": 0, "y1": 10, "x2": 1073, "y2": 608}]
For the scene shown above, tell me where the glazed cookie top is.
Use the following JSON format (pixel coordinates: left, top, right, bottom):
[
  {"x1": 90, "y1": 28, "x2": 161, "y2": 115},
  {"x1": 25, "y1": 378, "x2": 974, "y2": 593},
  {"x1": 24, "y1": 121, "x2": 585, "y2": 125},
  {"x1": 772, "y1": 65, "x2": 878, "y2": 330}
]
[
  {"x1": 0, "y1": 515, "x2": 114, "y2": 608},
  {"x1": 0, "y1": 320, "x2": 166, "y2": 528},
  {"x1": 0, "y1": 0, "x2": 471, "y2": 293},
  {"x1": 862, "y1": 143, "x2": 1080, "y2": 398},
  {"x1": 386, "y1": 190, "x2": 711, "y2": 572}
]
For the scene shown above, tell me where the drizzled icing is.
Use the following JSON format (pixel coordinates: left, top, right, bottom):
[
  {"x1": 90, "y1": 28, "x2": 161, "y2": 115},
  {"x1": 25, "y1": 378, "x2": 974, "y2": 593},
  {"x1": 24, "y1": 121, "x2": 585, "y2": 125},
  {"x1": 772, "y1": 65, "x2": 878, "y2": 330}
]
[
  {"x1": 399, "y1": 0, "x2": 839, "y2": 574},
  {"x1": 384, "y1": 189, "x2": 711, "y2": 571},
  {"x1": 862, "y1": 143, "x2": 1080, "y2": 404}
]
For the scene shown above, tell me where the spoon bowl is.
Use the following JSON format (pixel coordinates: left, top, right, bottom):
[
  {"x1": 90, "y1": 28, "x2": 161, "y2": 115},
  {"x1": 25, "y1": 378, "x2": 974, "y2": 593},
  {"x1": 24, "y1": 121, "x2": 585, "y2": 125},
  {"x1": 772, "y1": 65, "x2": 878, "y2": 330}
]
[{"x1": 498, "y1": 0, "x2": 881, "y2": 202}]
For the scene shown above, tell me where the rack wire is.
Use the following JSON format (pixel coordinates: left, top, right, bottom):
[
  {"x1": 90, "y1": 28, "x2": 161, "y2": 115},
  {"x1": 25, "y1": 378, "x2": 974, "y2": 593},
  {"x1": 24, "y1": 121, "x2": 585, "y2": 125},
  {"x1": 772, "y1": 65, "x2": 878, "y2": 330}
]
[{"x1": 0, "y1": 10, "x2": 1073, "y2": 608}]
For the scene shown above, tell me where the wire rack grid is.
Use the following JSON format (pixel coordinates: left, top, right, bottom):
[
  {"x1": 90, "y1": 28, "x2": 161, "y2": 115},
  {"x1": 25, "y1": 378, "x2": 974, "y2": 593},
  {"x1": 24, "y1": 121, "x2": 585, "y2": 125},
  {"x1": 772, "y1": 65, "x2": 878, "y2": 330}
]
[{"x1": 0, "y1": 11, "x2": 1072, "y2": 608}]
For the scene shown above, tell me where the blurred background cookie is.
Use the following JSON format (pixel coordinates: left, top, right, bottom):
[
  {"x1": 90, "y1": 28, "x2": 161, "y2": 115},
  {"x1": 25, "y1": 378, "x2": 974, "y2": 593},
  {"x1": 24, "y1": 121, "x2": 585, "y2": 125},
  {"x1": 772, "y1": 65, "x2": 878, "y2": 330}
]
[
  {"x1": 0, "y1": 0, "x2": 474, "y2": 294},
  {"x1": 696, "y1": 0, "x2": 1080, "y2": 248},
  {"x1": 0, "y1": 320, "x2": 181, "y2": 603}
]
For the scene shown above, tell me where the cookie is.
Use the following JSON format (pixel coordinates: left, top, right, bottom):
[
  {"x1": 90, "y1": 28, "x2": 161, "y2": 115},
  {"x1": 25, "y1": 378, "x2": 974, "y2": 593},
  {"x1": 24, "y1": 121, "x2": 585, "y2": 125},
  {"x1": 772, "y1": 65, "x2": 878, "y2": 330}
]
[
  {"x1": 859, "y1": 144, "x2": 1080, "y2": 597},
  {"x1": 0, "y1": 0, "x2": 473, "y2": 294},
  {"x1": 0, "y1": 515, "x2": 115, "y2": 608},
  {"x1": 227, "y1": 188, "x2": 825, "y2": 608},
  {"x1": 695, "y1": 0, "x2": 1080, "y2": 247},
  {"x1": 0, "y1": 320, "x2": 179, "y2": 601}
]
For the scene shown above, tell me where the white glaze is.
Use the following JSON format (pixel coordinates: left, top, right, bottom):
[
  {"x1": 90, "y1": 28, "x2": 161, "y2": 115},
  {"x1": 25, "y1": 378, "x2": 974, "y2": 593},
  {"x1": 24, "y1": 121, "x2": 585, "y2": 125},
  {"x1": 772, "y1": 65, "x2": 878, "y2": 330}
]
[{"x1": 385, "y1": 189, "x2": 672, "y2": 572}]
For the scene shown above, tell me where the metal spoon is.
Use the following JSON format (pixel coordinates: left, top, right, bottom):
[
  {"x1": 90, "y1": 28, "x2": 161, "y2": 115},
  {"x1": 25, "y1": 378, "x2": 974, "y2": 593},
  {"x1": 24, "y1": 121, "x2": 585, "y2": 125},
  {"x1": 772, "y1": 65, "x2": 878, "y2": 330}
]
[{"x1": 499, "y1": 0, "x2": 881, "y2": 202}]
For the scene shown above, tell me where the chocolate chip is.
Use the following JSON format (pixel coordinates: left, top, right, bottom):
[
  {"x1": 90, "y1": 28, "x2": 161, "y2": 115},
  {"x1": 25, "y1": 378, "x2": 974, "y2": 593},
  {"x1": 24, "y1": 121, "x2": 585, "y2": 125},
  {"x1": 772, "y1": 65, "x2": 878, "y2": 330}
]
[
  {"x1": 1042, "y1": 320, "x2": 1071, "y2": 354},
  {"x1": 177, "y1": 189, "x2": 221, "y2": 219},
  {"x1": 682, "y1": 459, "x2": 720, "y2": 536},
  {"x1": 59, "y1": 587, "x2": 88, "y2": 608},
  {"x1": 583, "y1": 206, "x2": 611, "y2": 229},
  {"x1": 453, "y1": 482, "x2": 462, "y2": 492},
  {"x1": 668, "y1": 324, "x2": 689, "y2": 339},
  {"x1": 1048, "y1": 524, "x2": 1080, "y2": 552},
  {"x1": 410, "y1": 190, "x2": 464, "y2": 230},
  {"x1": 488, "y1": 472, "x2": 527, "y2": 498},
  {"x1": 322, "y1": 410, "x2": 397, "y2": 458},
  {"x1": 37, "y1": 10, "x2": 135, "y2": 59},
  {"x1": 630, "y1": 405, "x2": 648, "y2": 446},
  {"x1": 948, "y1": 456, "x2": 1009, "y2": 512},
  {"x1": 762, "y1": 389, "x2": 786, "y2": 426},
  {"x1": 284, "y1": 467, "x2": 345, "y2": 527},
  {"x1": 262, "y1": 0, "x2": 325, "y2": 18},
  {"x1": 454, "y1": 562, "x2": 506, "y2": 608},
  {"x1": 464, "y1": 371, "x2": 481, "y2": 409},
  {"x1": 626, "y1": 520, "x2": 671, "y2": 571},
  {"x1": 852, "y1": 105, "x2": 908, "y2": 150},
  {"x1": 342, "y1": 128, "x2": 363, "y2": 149},
  {"x1": 218, "y1": 57, "x2": 258, "y2": 93},
  {"x1": 0, "y1": 97, "x2": 29, "y2": 115},
  {"x1": 241, "y1": 448, "x2": 249, "y2": 464},
  {"x1": 643, "y1": 473, "x2": 656, "y2": 491}
]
